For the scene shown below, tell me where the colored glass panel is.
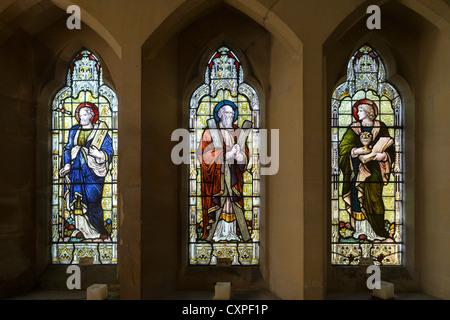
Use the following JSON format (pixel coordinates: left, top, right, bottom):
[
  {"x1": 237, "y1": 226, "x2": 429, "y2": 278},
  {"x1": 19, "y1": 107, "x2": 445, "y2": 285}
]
[
  {"x1": 331, "y1": 45, "x2": 404, "y2": 266},
  {"x1": 51, "y1": 49, "x2": 118, "y2": 264},
  {"x1": 188, "y1": 47, "x2": 260, "y2": 265}
]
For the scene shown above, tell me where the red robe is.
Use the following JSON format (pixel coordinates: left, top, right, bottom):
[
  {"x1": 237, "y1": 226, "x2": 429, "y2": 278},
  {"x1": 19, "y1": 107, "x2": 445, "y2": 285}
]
[{"x1": 197, "y1": 124, "x2": 249, "y2": 240}]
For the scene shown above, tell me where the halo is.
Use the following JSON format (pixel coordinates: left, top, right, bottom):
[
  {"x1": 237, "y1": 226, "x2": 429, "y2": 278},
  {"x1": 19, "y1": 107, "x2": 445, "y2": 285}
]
[
  {"x1": 352, "y1": 99, "x2": 378, "y2": 121},
  {"x1": 213, "y1": 100, "x2": 238, "y2": 122},
  {"x1": 75, "y1": 102, "x2": 99, "y2": 124}
]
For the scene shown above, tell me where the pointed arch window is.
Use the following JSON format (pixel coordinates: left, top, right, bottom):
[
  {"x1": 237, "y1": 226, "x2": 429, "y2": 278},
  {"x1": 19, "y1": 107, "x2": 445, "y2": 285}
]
[
  {"x1": 331, "y1": 45, "x2": 404, "y2": 266},
  {"x1": 188, "y1": 46, "x2": 260, "y2": 265},
  {"x1": 51, "y1": 49, "x2": 118, "y2": 264}
]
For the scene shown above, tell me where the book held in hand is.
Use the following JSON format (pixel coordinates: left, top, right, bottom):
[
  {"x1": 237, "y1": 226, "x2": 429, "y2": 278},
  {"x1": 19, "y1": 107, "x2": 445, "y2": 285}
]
[{"x1": 358, "y1": 137, "x2": 393, "y2": 163}]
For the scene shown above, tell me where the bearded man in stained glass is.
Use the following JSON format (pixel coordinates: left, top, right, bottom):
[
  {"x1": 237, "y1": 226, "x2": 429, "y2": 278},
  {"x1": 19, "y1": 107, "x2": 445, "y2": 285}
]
[
  {"x1": 339, "y1": 99, "x2": 395, "y2": 241},
  {"x1": 59, "y1": 102, "x2": 113, "y2": 240},
  {"x1": 198, "y1": 101, "x2": 252, "y2": 242}
]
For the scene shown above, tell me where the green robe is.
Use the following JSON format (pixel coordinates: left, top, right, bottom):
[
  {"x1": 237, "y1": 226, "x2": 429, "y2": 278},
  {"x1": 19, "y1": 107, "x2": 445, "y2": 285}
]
[{"x1": 339, "y1": 120, "x2": 395, "y2": 239}]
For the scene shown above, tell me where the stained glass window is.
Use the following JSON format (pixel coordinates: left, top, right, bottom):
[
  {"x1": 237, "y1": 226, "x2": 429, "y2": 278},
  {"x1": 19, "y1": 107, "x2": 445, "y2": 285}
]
[
  {"x1": 51, "y1": 49, "x2": 118, "y2": 264},
  {"x1": 331, "y1": 45, "x2": 404, "y2": 266},
  {"x1": 188, "y1": 46, "x2": 260, "y2": 265}
]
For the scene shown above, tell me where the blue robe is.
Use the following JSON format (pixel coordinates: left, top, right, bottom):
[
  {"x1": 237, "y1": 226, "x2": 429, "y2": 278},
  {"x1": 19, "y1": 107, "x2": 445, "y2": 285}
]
[{"x1": 63, "y1": 124, "x2": 113, "y2": 237}]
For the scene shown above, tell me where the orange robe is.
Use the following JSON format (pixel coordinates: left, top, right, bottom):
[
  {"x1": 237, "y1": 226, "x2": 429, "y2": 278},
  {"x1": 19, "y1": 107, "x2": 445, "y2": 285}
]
[{"x1": 197, "y1": 123, "x2": 249, "y2": 241}]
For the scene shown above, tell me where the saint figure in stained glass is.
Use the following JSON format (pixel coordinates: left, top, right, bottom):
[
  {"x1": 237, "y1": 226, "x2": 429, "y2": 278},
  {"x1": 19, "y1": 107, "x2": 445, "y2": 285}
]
[
  {"x1": 198, "y1": 100, "x2": 252, "y2": 242},
  {"x1": 59, "y1": 102, "x2": 113, "y2": 240},
  {"x1": 189, "y1": 46, "x2": 260, "y2": 265},
  {"x1": 51, "y1": 49, "x2": 118, "y2": 264},
  {"x1": 338, "y1": 99, "x2": 395, "y2": 241},
  {"x1": 331, "y1": 45, "x2": 403, "y2": 266}
]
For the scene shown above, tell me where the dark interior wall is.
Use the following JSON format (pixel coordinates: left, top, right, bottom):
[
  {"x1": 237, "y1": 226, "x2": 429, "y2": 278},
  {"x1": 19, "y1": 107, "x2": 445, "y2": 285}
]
[
  {"x1": 412, "y1": 11, "x2": 450, "y2": 300},
  {"x1": 0, "y1": 31, "x2": 37, "y2": 298},
  {"x1": 0, "y1": 30, "x2": 67, "y2": 298},
  {"x1": 141, "y1": 34, "x2": 180, "y2": 299},
  {"x1": 0, "y1": 31, "x2": 58, "y2": 298}
]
